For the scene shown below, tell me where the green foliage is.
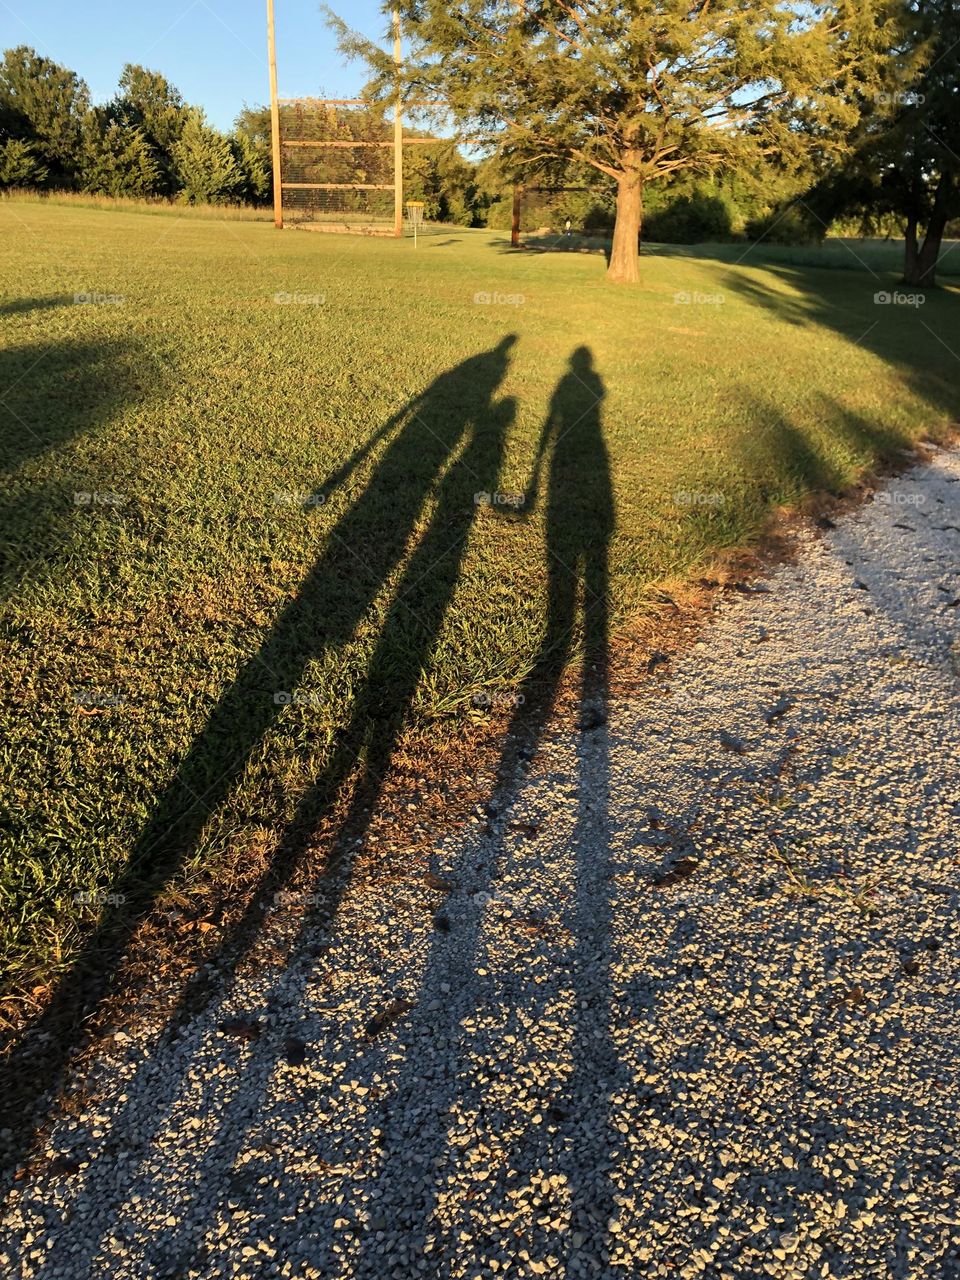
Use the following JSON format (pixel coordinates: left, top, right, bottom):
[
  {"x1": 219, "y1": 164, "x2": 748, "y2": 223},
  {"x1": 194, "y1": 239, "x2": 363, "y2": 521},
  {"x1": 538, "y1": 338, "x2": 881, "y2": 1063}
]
[
  {"x1": 0, "y1": 137, "x2": 46, "y2": 187},
  {"x1": 80, "y1": 111, "x2": 160, "y2": 198},
  {"x1": 745, "y1": 204, "x2": 824, "y2": 247},
  {"x1": 0, "y1": 45, "x2": 88, "y2": 185},
  {"x1": 329, "y1": 0, "x2": 898, "y2": 271},
  {"x1": 234, "y1": 106, "x2": 273, "y2": 204},
  {"x1": 403, "y1": 140, "x2": 486, "y2": 225},
  {"x1": 806, "y1": 0, "x2": 960, "y2": 279},
  {"x1": 646, "y1": 191, "x2": 736, "y2": 245},
  {"x1": 171, "y1": 111, "x2": 243, "y2": 205},
  {"x1": 111, "y1": 64, "x2": 189, "y2": 196},
  {"x1": 230, "y1": 129, "x2": 269, "y2": 203},
  {"x1": 0, "y1": 48, "x2": 278, "y2": 208}
]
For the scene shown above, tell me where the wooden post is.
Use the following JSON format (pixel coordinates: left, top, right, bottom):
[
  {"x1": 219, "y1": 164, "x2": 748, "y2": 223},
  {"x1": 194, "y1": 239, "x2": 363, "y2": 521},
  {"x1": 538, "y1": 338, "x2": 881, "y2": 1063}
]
[
  {"x1": 393, "y1": 9, "x2": 403, "y2": 238},
  {"x1": 267, "y1": 0, "x2": 283, "y2": 229},
  {"x1": 511, "y1": 183, "x2": 522, "y2": 247}
]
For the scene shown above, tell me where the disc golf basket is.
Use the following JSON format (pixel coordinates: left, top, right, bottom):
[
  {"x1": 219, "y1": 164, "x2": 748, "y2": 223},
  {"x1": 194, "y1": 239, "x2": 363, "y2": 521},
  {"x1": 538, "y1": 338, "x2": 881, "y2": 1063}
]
[{"x1": 406, "y1": 200, "x2": 425, "y2": 247}]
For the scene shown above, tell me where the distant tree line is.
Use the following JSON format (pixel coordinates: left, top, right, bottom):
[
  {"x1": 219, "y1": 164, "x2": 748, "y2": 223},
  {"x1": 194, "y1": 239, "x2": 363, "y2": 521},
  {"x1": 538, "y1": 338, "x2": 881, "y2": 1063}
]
[{"x1": 0, "y1": 48, "x2": 268, "y2": 204}]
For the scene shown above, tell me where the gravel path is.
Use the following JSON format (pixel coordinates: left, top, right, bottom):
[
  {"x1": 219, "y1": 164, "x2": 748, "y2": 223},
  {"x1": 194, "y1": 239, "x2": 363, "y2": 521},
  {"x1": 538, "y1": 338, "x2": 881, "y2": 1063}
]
[{"x1": 3, "y1": 447, "x2": 960, "y2": 1280}]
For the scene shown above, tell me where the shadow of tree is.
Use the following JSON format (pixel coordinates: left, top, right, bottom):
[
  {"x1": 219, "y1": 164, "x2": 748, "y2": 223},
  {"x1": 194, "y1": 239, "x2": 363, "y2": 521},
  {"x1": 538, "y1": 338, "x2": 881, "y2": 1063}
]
[
  {"x1": 0, "y1": 296, "x2": 74, "y2": 318},
  {"x1": 717, "y1": 264, "x2": 960, "y2": 428}
]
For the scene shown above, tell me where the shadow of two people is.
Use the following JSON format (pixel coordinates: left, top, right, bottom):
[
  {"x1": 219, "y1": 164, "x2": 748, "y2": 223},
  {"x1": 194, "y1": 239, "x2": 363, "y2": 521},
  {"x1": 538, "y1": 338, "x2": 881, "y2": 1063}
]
[{"x1": 3, "y1": 338, "x2": 617, "y2": 1224}]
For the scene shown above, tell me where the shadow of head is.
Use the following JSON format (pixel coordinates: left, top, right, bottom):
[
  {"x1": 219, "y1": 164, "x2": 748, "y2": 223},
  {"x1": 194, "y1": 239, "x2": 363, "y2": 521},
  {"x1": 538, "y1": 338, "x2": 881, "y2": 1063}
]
[
  {"x1": 0, "y1": 296, "x2": 73, "y2": 318},
  {"x1": 569, "y1": 344, "x2": 594, "y2": 374}
]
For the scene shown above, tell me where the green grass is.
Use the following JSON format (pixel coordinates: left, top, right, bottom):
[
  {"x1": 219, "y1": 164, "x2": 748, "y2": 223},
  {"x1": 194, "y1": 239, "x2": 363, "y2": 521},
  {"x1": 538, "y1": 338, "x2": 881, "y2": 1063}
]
[
  {"x1": 526, "y1": 230, "x2": 960, "y2": 278},
  {"x1": 0, "y1": 187, "x2": 274, "y2": 221},
  {"x1": 1, "y1": 198, "x2": 958, "y2": 998},
  {"x1": 649, "y1": 235, "x2": 960, "y2": 277}
]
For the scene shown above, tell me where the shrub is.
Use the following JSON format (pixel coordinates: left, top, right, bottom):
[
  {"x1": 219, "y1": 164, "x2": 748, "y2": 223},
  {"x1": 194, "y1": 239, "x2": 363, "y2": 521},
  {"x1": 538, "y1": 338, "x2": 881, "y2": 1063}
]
[{"x1": 644, "y1": 191, "x2": 734, "y2": 244}]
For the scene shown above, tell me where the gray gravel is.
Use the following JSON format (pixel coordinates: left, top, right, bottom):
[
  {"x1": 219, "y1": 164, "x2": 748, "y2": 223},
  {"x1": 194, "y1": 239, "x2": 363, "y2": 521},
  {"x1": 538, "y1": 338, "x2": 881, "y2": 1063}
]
[{"x1": 3, "y1": 447, "x2": 960, "y2": 1280}]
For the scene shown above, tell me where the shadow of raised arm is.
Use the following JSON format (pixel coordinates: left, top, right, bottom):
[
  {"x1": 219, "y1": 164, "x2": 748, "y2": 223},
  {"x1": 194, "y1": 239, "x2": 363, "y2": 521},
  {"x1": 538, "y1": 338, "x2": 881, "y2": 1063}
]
[{"x1": 306, "y1": 393, "x2": 427, "y2": 509}]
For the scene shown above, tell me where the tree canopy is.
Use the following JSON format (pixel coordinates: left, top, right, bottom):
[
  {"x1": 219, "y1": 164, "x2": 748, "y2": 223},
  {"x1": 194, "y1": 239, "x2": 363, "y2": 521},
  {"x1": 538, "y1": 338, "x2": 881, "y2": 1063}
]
[
  {"x1": 807, "y1": 0, "x2": 959, "y2": 284},
  {"x1": 0, "y1": 49, "x2": 274, "y2": 207},
  {"x1": 331, "y1": 1, "x2": 908, "y2": 281}
]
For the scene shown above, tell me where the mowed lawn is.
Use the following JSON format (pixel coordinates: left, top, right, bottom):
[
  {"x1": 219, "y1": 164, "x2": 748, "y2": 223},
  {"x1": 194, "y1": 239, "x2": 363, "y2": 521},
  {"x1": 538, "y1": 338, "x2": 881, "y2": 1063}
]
[{"x1": 1, "y1": 199, "x2": 958, "y2": 999}]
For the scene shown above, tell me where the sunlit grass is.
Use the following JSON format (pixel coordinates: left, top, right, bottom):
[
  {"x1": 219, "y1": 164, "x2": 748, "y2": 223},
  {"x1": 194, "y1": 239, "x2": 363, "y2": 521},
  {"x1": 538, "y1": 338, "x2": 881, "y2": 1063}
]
[{"x1": 1, "y1": 198, "x2": 957, "y2": 994}]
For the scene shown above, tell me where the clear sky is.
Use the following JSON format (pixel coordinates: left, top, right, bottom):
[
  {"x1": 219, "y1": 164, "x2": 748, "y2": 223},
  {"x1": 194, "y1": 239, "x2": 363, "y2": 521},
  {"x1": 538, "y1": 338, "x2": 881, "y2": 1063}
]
[{"x1": 0, "y1": 0, "x2": 390, "y2": 130}]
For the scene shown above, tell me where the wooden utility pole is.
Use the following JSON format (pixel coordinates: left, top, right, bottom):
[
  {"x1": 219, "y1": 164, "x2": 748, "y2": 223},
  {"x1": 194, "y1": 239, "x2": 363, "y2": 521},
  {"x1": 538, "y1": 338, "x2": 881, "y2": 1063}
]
[
  {"x1": 393, "y1": 9, "x2": 403, "y2": 238},
  {"x1": 267, "y1": 0, "x2": 283, "y2": 229}
]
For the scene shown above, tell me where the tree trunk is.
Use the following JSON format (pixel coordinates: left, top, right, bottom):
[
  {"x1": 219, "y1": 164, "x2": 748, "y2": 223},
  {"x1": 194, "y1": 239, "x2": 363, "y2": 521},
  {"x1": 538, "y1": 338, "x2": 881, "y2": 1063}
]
[
  {"x1": 902, "y1": 170, "x2": 955, "y2": 289},
  {"x1": 903, "y1": 214, "x2": 920, "y2": 284},
  {"x1": 607, "y1": 174, "x2": 642, "y2": 284}
]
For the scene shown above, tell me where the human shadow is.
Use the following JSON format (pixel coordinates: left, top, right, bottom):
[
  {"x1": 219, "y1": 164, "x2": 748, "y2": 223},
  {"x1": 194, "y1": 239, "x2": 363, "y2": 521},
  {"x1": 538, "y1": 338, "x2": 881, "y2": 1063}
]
[
  {"x1": 33, "y1": 347, "x2": 616, "y2": 1277},
  {"x1": 1, "y1": 337, "x2": 518, "y2": 1172},
  {"x1": 0, "y1": 295, "x2": 73, "y2": 318},
  {"x1": 0, "y1": 337, "x2": 146, "y2": 598},
  {"x1": 322, "y1": 347, "x2": 619, "y2": 1277}
]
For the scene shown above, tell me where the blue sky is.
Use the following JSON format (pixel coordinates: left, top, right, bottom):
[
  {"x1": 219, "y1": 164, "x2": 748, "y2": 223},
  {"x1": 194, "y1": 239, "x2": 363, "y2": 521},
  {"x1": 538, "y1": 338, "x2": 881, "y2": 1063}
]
[{"x1": 0, "y1": 0, "x2": 389, "y2": 130}]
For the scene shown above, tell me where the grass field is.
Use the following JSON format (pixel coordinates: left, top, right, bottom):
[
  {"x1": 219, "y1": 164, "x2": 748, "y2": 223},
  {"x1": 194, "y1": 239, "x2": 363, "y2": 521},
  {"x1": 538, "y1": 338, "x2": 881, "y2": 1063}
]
[
  {"x1": 519, "y1": 230, "x2": 960, "y2": 278},
  {"x1": 1, "y1": 199, "x2": 958, "y2": 1004}
]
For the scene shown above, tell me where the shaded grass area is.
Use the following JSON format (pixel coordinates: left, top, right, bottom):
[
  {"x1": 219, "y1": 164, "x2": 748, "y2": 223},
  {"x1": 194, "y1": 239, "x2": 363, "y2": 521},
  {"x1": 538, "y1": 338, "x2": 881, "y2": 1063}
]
[
  {"x1": 519, "y1": 231, "x2": 960, "y2": 280},
  {"x1": 651, "y1": 236, "x2": 960, "y2": 278},
  {"x1": 1, "y1": 203, "x2": 958, "y2": 1003}
]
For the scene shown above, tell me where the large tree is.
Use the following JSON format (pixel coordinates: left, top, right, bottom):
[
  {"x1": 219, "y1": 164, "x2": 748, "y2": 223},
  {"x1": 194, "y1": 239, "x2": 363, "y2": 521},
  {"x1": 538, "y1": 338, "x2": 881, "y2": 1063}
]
[
  {"x1": 808, "y1": 0, "x2": 959, "y2": 286},
  {"x1": 330, "y1": 1, "x2": 899, "y2": 282},
  {"x1": 110, "y1": 64, "x2": 189, "y2": 195},
  {"x1": 0, "y1": 46, "x2": 88, "y2": 186}
]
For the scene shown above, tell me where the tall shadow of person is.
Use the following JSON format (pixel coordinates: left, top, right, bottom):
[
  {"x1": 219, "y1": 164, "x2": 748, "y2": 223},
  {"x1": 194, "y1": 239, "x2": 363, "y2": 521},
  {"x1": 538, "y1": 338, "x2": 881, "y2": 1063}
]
[
  {"x1": 335, "y1": 346, "x2": 620, "y2": 1278},
  {"x1": 2, "y1": 336, "x2": 518, "y2": 1173}
]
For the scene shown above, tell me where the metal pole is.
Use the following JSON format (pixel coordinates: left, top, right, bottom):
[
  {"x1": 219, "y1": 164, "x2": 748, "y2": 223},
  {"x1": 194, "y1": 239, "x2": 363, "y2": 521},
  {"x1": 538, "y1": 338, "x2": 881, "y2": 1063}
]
[
  {"x1": 267, "y1": 0, "x2": 283, "y2": 229},
  {"x1": 393, "y1": 9, "x2": 403, "y2": 238}
]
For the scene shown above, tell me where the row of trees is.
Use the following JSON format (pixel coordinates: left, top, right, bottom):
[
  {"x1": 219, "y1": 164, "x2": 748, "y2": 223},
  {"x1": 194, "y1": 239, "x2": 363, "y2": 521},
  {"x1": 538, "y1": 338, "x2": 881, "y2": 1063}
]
[
  {"x1": 0, "y1": 48, "x2": 268, "y2": 204},
  {"x1": 0, "y1": 45, "x2": 502, "y2": 225},
  {"x1": 337, "y1": 0, "x2": 958, "y2": 284}
]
